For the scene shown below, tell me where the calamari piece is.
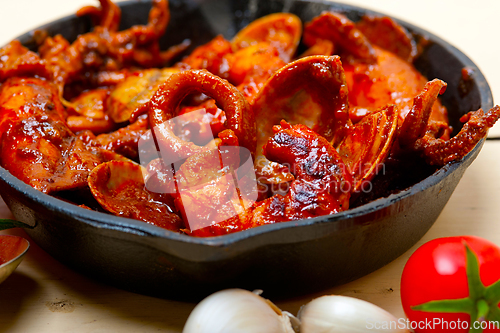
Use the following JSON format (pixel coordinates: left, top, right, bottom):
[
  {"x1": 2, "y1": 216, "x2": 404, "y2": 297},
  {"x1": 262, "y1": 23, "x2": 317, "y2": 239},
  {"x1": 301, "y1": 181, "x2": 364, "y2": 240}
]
[
  {"x1": 357, "y1": 15, "x2": 417, "y2": 62},
  {"x1": 396, "y1": 80, "x2": 499, "y2": 165},
  {"x1": 145, "y1": 69, "x2": 256, "y2": 159},
  {"x1": 94, "y1": 115, "x2": 149, "y2": 160},
  {"x1": 253, "y1": 55, "x2": 349, "y2": 147},
  {"x1": 174, "y1": 138, "x2": 248, "y2": 236},
  {"x1": 89, "y1": 69, "x2": 130, "y2": 87},
  {"x1": 182, "y1": 169, "x2": 259, "y2": 237},
  {"x1": 250, "y1": 121, "x2": 353, "y2": 226},
  {"x1": 0, "y1": 41, "x2": 51, "y2": 82},
  {"x1": 415, "y1": 106, "x2": 500, "y2": 165},
  {"x1": 252, "y1": 55, "x2": 349, "y2": 185},
  {"x1": 108, "y1": 68, "x2": 179, "y2": 123},
  {"x1": 0, "y1": 77, "x2": 66, "y2": 135},
  {"x1": 66, "y1": 115, "x2": 116, "y2": 135},
  {"x1": 176, "y1": 99, "x2": 227, "y2": 146},
  {"x1": 77, "y1": 0, "x2": 121, "y2": 32},
  {"x1": 105, "y1": 0, "x2": 190, "y2": 67},
  {"x1": 176, "y1": 176, "x2": 241, "y2": 236},
  {"x1": 304, "y1": 12, "x2": 376, "y2": 63},
  {"x1": 231, "y1": 13, "x2": 302, "y2": 62},
  {"x1": 126, "y1": 0, "x2": 170, "y2": 41},
  {"x1": 398, "y1": 79, "x2": 448, "y2": 148},
  {"x1": 68, "y1": 88, "x2": 111, "y2": 119},
  {"x1": 174, "y1": 130, "x2": 240, "y2": 187},
  {"x1": 65, "y1": 87, "x2": 117, "y2": 134},
  {"x1": 147, "y1": 130, "x2": 257, "y2": 237},
  {"x1": 265, "y1": 122, "x2": 352, "y2": 208},
  {"x1": 1, "y1": 117, "x2": 104, "y2": 194},
  {"x1": 39, "y1": 0, "x2": 186, "y2": 90},
  {"x1": 343, "y1": 46, "x2": 448, "y2": 124},
  {"x1": 38, "y1": 35, "x2": 78, "y2": 89},
  {"x1": 0, "y1": 77, "x2": 104, "y2": 193},
  {"x1": 142, "y1": 157, "x2": 175, "y2": 194},
  {"x1": 175, "y1": 35, "x2": 232, "y2": 79},
  {"x1": 0, "y1": 77, "x2": 138, "y2": 193},
  {"x1": 143, "y1": 130, "x2": 240, "y2": 195},
  {"x1": 88, "y1": 160, "x2": 182, "y2": 231},
  {"x1": 338, "y1": 105, "x2": 398, "y2": 193}
]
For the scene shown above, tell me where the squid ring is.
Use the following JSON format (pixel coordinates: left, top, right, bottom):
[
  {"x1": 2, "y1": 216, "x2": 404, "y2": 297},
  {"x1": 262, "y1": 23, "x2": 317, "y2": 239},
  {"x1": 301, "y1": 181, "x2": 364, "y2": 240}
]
[{"x1": 148, "y1": 69, "x2": 256, "y2": 158}]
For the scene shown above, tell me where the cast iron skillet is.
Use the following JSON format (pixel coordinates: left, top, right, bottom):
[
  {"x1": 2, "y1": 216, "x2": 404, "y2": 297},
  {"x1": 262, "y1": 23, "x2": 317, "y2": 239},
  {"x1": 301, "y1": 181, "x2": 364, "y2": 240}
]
[{"x1": 0, "y1": 0, "x2": 493, "y2": 300}]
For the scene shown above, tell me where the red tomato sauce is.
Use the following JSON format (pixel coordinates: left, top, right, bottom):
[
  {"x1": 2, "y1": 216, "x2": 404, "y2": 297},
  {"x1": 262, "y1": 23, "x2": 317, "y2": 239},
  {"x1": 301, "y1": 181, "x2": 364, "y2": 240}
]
[{"x1": 0, "y1": 235, "x2": 28, "y2": 265}]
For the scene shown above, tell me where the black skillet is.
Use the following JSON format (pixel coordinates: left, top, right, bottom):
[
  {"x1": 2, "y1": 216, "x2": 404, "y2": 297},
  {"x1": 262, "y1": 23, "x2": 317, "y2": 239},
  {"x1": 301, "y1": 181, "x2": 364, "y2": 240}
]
[{"x1": 0, "y1": 0, "x2": 493, "y2": 300}]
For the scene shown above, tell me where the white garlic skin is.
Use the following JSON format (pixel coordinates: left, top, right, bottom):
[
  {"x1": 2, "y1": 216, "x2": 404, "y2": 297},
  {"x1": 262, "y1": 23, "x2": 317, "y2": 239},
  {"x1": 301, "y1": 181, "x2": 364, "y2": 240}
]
[
  {"x1": 298, "y1": 295, "x2": 411, "y2": 333},
  {"x1": 182, "y1": 289, "x2": 295, "y2": 333}
]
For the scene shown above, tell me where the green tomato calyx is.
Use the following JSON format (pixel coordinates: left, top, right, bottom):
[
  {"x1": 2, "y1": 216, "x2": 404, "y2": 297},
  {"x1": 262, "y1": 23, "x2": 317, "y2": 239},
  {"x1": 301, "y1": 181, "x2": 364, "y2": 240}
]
[{"x1": 411, "y1": 242, "x2": 500, "y2": 333}]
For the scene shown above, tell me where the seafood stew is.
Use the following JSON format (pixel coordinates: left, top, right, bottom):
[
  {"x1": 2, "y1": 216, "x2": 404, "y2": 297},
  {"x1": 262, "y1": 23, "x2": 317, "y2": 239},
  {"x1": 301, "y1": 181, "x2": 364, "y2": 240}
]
[
  {"x1": 1, "y1": 0, "x2": 497, "y2": 238},
  {"x1": 0, "y1": 0, "x2": 495, "y2": 297}
]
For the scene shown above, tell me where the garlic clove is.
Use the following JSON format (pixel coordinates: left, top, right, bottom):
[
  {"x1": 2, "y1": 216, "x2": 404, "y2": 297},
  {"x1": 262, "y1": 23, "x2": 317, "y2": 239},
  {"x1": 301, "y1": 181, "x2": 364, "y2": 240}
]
[
  {"x1": 298, "y1": 295, "x2": 411, "y2": 333},
  {"x1": 282, "y1": 310, "x2": 301, "y2": 332},
  {"x1": 182, "y1": 289, "x2": 296, "y2": 333}
]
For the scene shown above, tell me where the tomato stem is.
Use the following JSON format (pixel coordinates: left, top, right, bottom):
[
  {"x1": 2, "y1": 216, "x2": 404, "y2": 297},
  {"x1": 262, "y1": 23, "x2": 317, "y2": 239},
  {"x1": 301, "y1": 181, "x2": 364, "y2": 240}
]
[
  {"x1": 476, "y1": 299, "x2": 490, "y2": 321},
  {"x1": 486, "y1": 302, "x2": 500, "y2": 322},
  {"x1": 465, "y1": 244, "x2": 483, "y2": 291},
  {"x1": 411, "y1": 297, "x2": 474, "y2": 313},
  {"x1": 485, "y1": 279, "x2": 500, "y2": 304}
]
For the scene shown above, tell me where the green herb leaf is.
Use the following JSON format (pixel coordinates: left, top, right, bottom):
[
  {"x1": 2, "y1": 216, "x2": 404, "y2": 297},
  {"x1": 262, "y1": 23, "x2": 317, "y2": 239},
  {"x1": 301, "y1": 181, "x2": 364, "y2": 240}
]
[{"x1": 0, "y1": 219, "x2": 33, "y2": 231}]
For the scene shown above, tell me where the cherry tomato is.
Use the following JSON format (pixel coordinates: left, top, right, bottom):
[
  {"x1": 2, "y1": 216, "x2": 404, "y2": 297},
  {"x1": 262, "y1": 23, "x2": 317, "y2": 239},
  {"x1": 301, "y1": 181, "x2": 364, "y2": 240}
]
[{"x1": 401, "y1": 236, "x2": 500, "y2": 333}]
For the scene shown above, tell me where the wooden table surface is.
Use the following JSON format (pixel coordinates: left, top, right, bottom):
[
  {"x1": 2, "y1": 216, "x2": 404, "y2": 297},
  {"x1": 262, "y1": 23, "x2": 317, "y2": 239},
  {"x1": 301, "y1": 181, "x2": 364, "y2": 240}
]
[{"x1": 1, "y1": 0, "x2": 500, "y2": 331}]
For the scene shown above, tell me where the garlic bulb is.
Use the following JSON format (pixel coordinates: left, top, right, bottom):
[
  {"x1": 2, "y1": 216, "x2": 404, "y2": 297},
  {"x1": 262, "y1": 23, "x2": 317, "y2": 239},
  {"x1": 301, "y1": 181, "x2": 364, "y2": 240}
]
[
  {"x1": 298, "y1": 295, "x2": 411, "y2": 333},
  {"x1": 182, "y1": 289, "x2": 296, "y2": 333}
]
